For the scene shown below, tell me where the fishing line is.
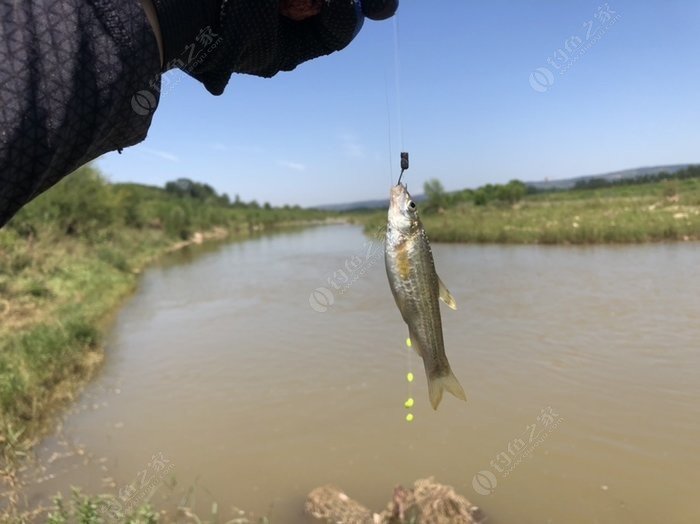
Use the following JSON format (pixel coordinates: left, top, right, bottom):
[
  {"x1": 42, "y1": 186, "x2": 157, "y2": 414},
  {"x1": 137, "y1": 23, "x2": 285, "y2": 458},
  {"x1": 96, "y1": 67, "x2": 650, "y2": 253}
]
[
  {"x1": 384, "y1": 73, "x2": 394, "y2": 186},
  {"x1": 385, "y1": 13, "x2": 406, "y2": 187},
  {"x1": 392, "y1": 14, "x2": 404, "y2": 155}
]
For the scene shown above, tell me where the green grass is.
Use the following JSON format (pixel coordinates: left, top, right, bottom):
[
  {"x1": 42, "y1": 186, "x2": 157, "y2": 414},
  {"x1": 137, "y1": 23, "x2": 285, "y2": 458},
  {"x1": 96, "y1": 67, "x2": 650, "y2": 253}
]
[
  {"x1": 45, "y1": 489, "x2": 158, "y2": 524},
  {"x1": 362, "y1": 177, "x2": 700, "y2": 244},
  {"x1": 0, "y1": 226, "x2": 179, "y2": 448},
  {"x1": 41, "y1": 488, "x2": 271, "y2": 524}
]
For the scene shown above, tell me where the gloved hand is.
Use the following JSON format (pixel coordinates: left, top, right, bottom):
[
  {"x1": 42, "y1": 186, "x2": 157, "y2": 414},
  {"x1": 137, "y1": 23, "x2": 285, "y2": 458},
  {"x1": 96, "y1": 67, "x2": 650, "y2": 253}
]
[{"x1": 151, "y1": 0, "x2": 399, "y2": 95}]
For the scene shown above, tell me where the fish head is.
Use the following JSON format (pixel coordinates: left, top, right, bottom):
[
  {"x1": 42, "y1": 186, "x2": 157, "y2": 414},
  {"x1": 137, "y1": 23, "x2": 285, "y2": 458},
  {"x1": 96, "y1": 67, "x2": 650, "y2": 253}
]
[{"x1": 388, "y1": 183, "x2": 419, "y2": 234}]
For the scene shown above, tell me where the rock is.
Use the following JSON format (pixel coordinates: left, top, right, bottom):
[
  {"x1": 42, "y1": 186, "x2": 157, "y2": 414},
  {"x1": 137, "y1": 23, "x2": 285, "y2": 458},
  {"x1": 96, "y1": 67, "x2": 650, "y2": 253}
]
[
  {"x1": 380, "y1": 477, "x2": 484, "y2": 524},
  {"x1": 305, "y1": 485, "x2": 374, "y2": 523},
  {"x1": 305, "y1": 477, "x2": 485, "y2": 524}
]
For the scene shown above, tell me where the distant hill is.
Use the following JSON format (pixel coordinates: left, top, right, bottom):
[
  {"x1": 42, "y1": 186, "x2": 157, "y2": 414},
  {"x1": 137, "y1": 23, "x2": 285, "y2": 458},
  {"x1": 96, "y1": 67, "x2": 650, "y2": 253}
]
[{"x1": 526, "y1": 164, "x2": 694, "y2": 191}]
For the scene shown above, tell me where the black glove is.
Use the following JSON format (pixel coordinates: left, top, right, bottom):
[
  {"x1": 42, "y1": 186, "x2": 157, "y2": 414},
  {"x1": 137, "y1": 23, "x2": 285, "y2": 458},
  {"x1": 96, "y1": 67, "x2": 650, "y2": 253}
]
[{"x1": 152, "y1": 0, "x2": 399, "y2": 96}]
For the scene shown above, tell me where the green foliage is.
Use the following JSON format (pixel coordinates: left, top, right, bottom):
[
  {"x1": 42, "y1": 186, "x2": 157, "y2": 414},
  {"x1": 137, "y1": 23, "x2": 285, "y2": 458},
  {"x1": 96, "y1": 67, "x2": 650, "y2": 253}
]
[
  {"x1": 473, "y1": 188, "x2": 488, "y2": 206},
  {"x1": 98, "y1": 247, "x2": 131, "y2": 272},
  {"x1": 497, "y1": 180, "x2": 527, "y2": 204},
  {"x1": 417, "y1": 172, "x2": 700, "y2": 211},
  {"x1": 362, "y1": 173, "x2": 700, "y2": 244},
  {"x1": 0, "y1": 316, "x2": 101, "y2": 420},
  {"x1": 416, "y1": 178, "x2": 528, "y2": 211},
  {"x1": 6, "y1": 166, "x2": 330, "y2": 244},
  {"x1": 423, "y1": 179, "x2": 447, "y2": 213},
  {"x1": 572, "y1": 165, "x2": 700, "y2": 190},
  {"x1": 24, "y1": 279, "x2": 53, "y2": 298},
  {"x1": 46, "y1": 490, "x2": 158, "y2": 524},
  {"x1": 488, "y1": 181, "x2": 524, "y2": 205},
  {"x1": 10, "y1": 166, "x2": 120, "y2": 238},
  {"x1": 165, "y1": 177, "x2": 220, "y2": 203}
]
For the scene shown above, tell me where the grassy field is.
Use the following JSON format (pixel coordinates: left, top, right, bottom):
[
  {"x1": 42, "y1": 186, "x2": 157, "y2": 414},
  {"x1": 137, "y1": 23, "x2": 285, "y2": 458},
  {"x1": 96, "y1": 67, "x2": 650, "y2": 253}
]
[
  {"x1": 362, "y1": 177, "x2": 700, "y2": 244},
  {"x1": 0, "y1": 166, "x2": 329, "y2": 520}
]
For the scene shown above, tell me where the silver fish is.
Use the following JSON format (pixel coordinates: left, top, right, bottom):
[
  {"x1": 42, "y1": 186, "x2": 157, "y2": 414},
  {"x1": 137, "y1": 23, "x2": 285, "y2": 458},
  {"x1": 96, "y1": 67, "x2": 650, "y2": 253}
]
[{"x1": 384, "y1": 183, "x2": 466, "y2": 409}]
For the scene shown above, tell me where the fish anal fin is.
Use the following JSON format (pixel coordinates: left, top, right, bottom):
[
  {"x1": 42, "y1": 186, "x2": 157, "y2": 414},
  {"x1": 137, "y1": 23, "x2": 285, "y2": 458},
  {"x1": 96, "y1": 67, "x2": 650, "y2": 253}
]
[{"x1": 438, "y1": 277, "x2": 457, "y2": 310}]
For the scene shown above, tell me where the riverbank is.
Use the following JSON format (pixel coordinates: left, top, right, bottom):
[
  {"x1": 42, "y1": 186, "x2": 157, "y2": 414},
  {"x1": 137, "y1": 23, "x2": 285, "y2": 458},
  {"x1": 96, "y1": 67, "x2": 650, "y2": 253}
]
[
  {"x1": 1, "y1": 226, "x2": 239, "y2": 443},
  {"x1": 0, "y1": 168, "x2": 331, "y2": 482},
  {"x1": 361, "y1": 177, "x2": 700, "y2": 244}
]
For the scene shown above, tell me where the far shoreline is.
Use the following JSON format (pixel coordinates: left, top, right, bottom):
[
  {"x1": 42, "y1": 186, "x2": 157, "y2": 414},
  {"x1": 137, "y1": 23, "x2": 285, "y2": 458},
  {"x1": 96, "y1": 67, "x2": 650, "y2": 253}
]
[{"x1": 356, "y1": 175, "x2": 700, "y2": 246}]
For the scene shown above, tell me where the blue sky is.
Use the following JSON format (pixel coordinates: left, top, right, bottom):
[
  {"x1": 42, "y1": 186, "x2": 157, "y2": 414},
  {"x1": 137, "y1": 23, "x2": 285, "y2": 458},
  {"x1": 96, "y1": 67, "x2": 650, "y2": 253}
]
[{"x1": 98, "y1": 0, "x2": 700, "y2": 207}]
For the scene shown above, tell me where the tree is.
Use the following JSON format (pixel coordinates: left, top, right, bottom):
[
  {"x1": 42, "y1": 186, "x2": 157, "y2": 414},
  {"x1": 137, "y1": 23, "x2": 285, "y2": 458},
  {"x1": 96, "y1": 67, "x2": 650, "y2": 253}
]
[
  {"x1": 497, "y1": 180, "x2": 526, "y2": 204},
  {"x1": 423, "y1": 178, "x2": 447, "y2": 213},
  {"x1": 454, "y1": 189, "x2": 474, "y2": 204},
  {"x1": 164, "y1": 178, "x2": 219, "y2": 202},
  {"x1": 473, "y1": 188, "x2": 488, "y2": 206},
  {"x1": 25, "y1": 166, "x2": 120, "y2": 236}
]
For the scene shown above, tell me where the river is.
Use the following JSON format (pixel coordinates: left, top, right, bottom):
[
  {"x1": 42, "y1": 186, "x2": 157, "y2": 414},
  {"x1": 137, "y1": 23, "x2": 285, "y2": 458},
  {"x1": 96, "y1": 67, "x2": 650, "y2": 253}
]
[{"x1": 24, "y1": 224, "x2": 700, "y2": 523}]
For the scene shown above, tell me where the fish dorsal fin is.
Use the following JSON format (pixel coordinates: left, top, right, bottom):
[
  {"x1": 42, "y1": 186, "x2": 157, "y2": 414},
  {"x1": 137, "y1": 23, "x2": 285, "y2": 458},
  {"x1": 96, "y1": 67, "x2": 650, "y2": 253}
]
[{"x1": 438, "y1": 277, "x2": 457, "y2": 310}]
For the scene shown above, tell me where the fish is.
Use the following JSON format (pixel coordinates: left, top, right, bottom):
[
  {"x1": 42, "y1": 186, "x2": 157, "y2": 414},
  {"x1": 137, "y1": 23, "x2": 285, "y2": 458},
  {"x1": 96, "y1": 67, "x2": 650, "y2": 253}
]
[{"x1": 384, "y1": 182, "x2": 466, "y2": 410}]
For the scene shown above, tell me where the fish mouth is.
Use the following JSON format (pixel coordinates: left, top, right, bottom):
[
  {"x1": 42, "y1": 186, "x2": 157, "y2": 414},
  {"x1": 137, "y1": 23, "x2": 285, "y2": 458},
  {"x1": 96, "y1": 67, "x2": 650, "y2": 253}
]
[
  {"x1": 388, "y1": 183, "x2": 413, "y2": 228},
  {"x1": 390, "y1": 183, "x2": 410, "y2": 201}
]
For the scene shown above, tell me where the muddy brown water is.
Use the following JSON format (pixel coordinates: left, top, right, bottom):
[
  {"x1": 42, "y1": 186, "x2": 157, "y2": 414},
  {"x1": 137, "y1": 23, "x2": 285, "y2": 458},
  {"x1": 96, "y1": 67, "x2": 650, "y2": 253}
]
[{"x1": 24, "y1": 225, "x2": 700, "y2": 523}]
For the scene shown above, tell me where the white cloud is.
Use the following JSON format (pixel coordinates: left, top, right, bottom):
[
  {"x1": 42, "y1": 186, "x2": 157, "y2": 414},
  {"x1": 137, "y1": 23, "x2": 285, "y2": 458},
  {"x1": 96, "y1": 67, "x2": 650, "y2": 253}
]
[
  {"x1": 340, "y1": 132, "x2": 365, "y2": 159},
  {"x1": 233, "y1": 144, "x2": 265, "y2": 154},
  {"x1": 278, "y1": 160, "x2": 307, "y2": 172},
  {"x1": 141, "y1": 147, "x2": 180, "y2": 162}
]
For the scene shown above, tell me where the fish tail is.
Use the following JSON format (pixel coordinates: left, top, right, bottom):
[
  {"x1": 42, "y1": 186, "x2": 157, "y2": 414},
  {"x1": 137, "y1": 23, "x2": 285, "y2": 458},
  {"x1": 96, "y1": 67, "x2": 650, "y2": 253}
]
[{"x1": 427, "y1": 369, "x2": 467, "y2": 410}]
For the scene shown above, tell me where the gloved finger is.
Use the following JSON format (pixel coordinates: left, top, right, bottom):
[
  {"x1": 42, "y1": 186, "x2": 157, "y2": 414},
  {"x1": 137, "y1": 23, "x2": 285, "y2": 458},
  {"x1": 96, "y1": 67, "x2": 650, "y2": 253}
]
[
  {"x1": 274, "y1": 1, "x2": 362, "y2": 73},
  {"x1": 360, "y1": 0, "x2": 399, "y2": 20},
  {"x1": 280, "y1": 0, "x2": 323, "y2": 21},
  {"x1": 304, "y1": 0, "x2": 400, "y2": 57}
]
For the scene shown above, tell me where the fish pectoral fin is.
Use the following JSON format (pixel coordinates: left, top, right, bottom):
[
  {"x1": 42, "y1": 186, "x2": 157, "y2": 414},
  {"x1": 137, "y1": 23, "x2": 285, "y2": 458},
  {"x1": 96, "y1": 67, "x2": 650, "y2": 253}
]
[{"x1": 438, "y1": 276, "x2": 457, "y2": 310}]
